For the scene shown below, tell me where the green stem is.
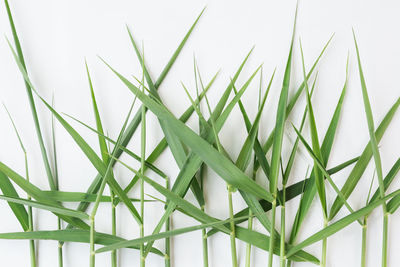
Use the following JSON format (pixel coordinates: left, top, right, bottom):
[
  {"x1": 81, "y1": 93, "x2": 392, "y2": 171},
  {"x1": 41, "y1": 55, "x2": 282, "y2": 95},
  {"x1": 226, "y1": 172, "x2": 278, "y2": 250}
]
[
  {"x1": 90, "y1": 216, "x2": 95, "y2": 267},
  {"x1": 165, "y1": 177, "x2": 171, "y2": 267},
  {"x1": 280, "y1": 185, "x2": 286, "y2": 267},
  {"x1": 361, "y1": 217, "x2": 367, "y2": 267},
  {"x1": 201, "y1": 205, "x2": 209, "y2": 267},
  {"x1": 268, "y1": 199, "x2": 277, "y2": 267},
  {"x1": 245, "y1": 209, "x2": 253, "y2": 267},
  {"x1": 321, "y1": 218, "x2": 328, "y2": 267},
  {"x1": 28, "y1": 204, "x2": 36, "y2": 267},
  {"x1": 382, "y1": 212, "x2": 388, "y2": 267},
  {"x1": 140, "y1": 97, "x2": 146, "y2": 267},
  {"x1": 110, "y1": 191, "x2": 117, "y2": 267},
  {"x1": 246, "y1": 159, "x2": 257, "y2": 267},
  {"x1": 57, "y1": 218, "x2": 63, "y2": 267},
  {"x1": 228, "y1": 184, "x2": 238, "y2": 267},
  {"x1": 24, "y1": 153, "x2": 36, "y2": 267}
]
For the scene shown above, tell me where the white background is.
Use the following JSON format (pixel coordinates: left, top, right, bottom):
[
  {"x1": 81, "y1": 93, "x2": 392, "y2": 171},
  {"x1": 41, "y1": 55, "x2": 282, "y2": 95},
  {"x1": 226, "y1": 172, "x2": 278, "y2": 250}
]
[{"x1": 0, "y1": 0, "x2": 400, "y2": 266}]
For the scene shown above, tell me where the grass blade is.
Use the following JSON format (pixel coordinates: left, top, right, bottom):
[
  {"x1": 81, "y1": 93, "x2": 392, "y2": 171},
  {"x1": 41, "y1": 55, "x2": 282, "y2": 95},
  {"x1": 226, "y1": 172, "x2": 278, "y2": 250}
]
[
  {"x1": 353, "y1": 30, "x2": 388, "y2": 267},
  {"x1": 115, "y1": 158, "x2": 318, "y2": 263},
  {"x1": 329, "y1": 96, "x2": 400, "y2": 219},
  {"x1": 67, "y1": 7, "x2": 205, "y2": 224},
  {"x1": 269, "y1": 5, "x2": 297, "y2": 266},
  {"x1": 0, "y1": 230, "x2": 164, "y2": 256},
  {"x1": 286, "y1": 189, "x2": 400, "y2": 258},
  {"x1": 4, "y1": 0, "x2": 55, "y2": 191},
  {"x1": 0, "y1": 195, "x2": 89, "y2": 220}
]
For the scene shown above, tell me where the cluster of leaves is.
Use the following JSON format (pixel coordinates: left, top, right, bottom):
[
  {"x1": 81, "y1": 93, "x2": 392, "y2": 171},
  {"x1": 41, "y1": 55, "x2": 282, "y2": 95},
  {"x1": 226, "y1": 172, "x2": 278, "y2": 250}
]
[{"x1": 1, "y1": 2, "x2": 400, "y2": 267}]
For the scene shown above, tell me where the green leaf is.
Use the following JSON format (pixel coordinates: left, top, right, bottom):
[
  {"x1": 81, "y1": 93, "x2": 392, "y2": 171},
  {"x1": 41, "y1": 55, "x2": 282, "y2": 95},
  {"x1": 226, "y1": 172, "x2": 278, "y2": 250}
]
[
  {"x1": 257, "y1": 34, "x2": 334, "y2": 172},
  {"x1": 42, "y1": 191, "x2": 149, "y2": 203},
  {"x1": 293, "y1": 126, "x2": 361, "y2": 224},
  {"x1": 86, "y1": 61, "x2": 109, "y2": 163},
  {"x1": 289, "y1": 66, "x2": 347, "y2": 243},
  {"x1": 207, "y1": 156, "x2": 358, "y2": 237},
  {"x1": 0, "y1": 230, "x2": 163, "y2": 256},
  {"x1": 0, "y1": 195, "x2": 89, "y2": 220},
  {"x1": 235, "y1": 70, "x2": 274, "y2": 172},
  {"x1": 369, "y1": 158, "x2": 400, "y2": 204},
  {"x1": 300, "y1": 40, "x2": 327, "y2": 216},
  {"x1": 353, "y1": 30, "x2": 386, "y2": 210},
  {"x1": 96, "y1": 216, "x2": 250, "y2": 253},
  {"x1": 103, "y1": 60, "x2": 272, "y2": 202},
  {"x1": 68, "y1": 7, "x2": 205, "y2": 222},
  {"x1": 4, "y1": 0, "x2": 55, "y2": 191},
  {"x1": 6, "y1": 42, "x2": 143, "y2": 225},
  {"x1": 63, "y1": 113, "x2": 166, "y2": 179},
  {"x1": 115, "y1": 159, "x2": 318, "y2": 264},
  {"x1": 0, "y1": 162, "x2": 89, "y2": 229},
  {"x1": 329, "y1": 97, "x2": 400, "y2": 219},
  {"x1": 0, "y1": 172, "x2": 29, "y2": 231},
  {"x1": 286, "y1": 189, "x2": 400, "y2": 258}
]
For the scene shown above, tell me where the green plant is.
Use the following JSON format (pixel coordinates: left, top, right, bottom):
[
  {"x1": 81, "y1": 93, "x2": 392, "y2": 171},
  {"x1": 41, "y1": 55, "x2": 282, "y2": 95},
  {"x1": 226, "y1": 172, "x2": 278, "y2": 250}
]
[{"x1": 1, "y1": 2, "x2": 400, "y2": 267}]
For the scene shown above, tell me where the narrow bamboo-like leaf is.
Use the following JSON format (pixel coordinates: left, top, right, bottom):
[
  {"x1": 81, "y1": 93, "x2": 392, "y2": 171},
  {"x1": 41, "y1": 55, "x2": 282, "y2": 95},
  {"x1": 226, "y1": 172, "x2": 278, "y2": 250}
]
[
  {"x1": 86, "y1": 62, "x2": 109, "y2": 163},
  {"x1": 268, "y1": 9, "x2": 297, "y2": 266},
  {"x1": 289, "y1": 71, "x2": 347, "y2": 243},
  {"x1": 1, "y1": 105, "x2": 30, "y2": 231},
  {"x1": 233, "y1": 81, "x2": 271, "y2": 180},
  {"x1": 63, "y1": 113, "x2": 166, "y2": 178},
  {"x1": 283, "y1": 75, "x2": 318, "y2": 186},
  {"x1": 96, "y1": 216, "x2": 250, "y2": 253},
  {"x1": 42, "y1": 191, "x2": 148, "y2": 203},
  {"x1": 128, "y1": 27, "x2": 188, "y2": 171},
  {"x1": 0, "y1": 195, "x2": 89, "y2": 220},
  {"x1": 4, "y1": 0, "x2": 56, "y2": 191},
  {"x1": 103, "y1": 60, "x2": 273, "y2": 202},
  {"x1": 300, "y1": 41, "x2": 327, "y2": 215},
  {"x1": 286, "y1": 189, "x2": 400, "y2": 258},
  {"x1": 0, "y1": 162, "x2": 89, "y2": 229},
  {"x1": 353, "y1": 31, "x2": 386, "y2": 207},
  {"x1": 0, "y1": 230, "x2": 163, "y2": 256},
  {"x1": 293, "y1": 126, "x2": 362, "y2": 224},
  {"x1": 6, "y1": 43, "x2": 143, "y2": 226},
  {"x1": 235, "y1": 70, "x2": 274, "y2": 171},
  {"x1": 369, "y1": 158, "x2": 400, "y2": 204},
  {"x1": 269, "y1": 12, "x2": 296, "y2": 196},
  {"x1": 122, "y1": 71, "x2": 218, "y2": 196},
  {"x1": 329, "y1": 97, "x2": 400, "y2": 219},
  {"x1": 69, "y1": 8, "x2": 205, "y2": 221},
  {"x1": 207, "y1": 156, "x2": 358, "y2": 237},
  {"x1": 256, "y1": 34, "x2": 334, "y2": 172},
  {"x1": 135, "y1": 49, "x2": 256, "y2": 257},
  {"x1": 116, "y1": 159, "x2": 318, "y2": 263},
  {"x1": 0, "y1": 172, "x2": 29, "y2": 230}
]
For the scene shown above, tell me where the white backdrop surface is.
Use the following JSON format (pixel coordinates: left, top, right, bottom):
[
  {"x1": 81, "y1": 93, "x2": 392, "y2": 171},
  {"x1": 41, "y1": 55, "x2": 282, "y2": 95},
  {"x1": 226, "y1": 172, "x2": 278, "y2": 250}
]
[{"x1": 0, "y1": 0, "x2": 400, "y2": 266}]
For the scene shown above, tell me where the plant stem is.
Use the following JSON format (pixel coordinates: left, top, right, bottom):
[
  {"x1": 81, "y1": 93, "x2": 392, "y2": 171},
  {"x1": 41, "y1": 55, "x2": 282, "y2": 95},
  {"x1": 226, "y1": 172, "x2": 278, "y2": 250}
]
[
  {"x1": 165, "y1": 177, "x2": 171, "y2": 267},
  {"x1": 52, "y1": 99, "x2": 63, "y2": 267},
  {"x1": 268, "y1": 199, "x2": 277, "y2": 267},
  {"x1": 90, "y1": 216, "x2": 95, "y2": 267},
  {"x1": 280, "y1": 185, "x2": 286, "y2": 267},
  {"x1": 110, "y1": 191, "x2": 117, "y2": 267},
  {"x1": 245, "y1": 208, "x2": 253, "y2": 267},
  {"x1": 24, "y1": 153, "x2": 36, "y2": 267},
  {"x1": 57, "y1": 218, "x2": 63, "y2": 267},
  {"x1": 361, "y1": 217, "x2": 367, "y2": 267},
  {"x1": 201, "y1": 205, "x2": 209, "y2": 267},
  {"x1": 228, "y1": 184, "x2": 238, "y2": 267},
  {"x1": 382, "y1": 212, "x2": 388, "y2": 267},
  {"x1": 140, "y1": 93, "x2": 146, "y2": 267},
  {"x1": 245, "y1": 158, "x2": 258, "y2": 267},
  {"x1": 321, "y1": 217, "x2": 328, "y2": 267}
]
